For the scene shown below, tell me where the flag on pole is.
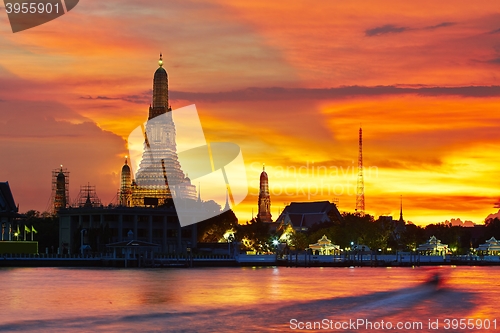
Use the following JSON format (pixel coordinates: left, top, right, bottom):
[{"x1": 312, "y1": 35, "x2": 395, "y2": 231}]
[
  {"x1": 25, "y1": 225, "x2": 30, "y2": 232},
  {"x1": 31, "y1": 226, "x2": 37, "y2": 241}
]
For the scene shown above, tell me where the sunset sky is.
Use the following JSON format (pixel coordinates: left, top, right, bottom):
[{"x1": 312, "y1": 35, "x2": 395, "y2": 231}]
[{"x1": 1, "y1": 0, "x2": 500, "y2": 225}]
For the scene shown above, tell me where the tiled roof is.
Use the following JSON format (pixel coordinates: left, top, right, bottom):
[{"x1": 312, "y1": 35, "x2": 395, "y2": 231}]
[
  {"x1": 277, "y1": 201, "x2": 342, "y2": 228},
  {"x1": 285, "y1": 201, "x2": 331, "y2": 214}
]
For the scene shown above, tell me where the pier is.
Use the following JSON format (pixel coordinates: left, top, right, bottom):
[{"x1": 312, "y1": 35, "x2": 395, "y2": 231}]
[{"x1": 0, "y1": 252, "x2": 498, "y2": 268}]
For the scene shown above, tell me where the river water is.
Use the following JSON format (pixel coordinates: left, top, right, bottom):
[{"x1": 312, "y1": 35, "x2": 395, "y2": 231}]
[{"x1": 0, "y1": 266, "x2": 497, "y2": 332}]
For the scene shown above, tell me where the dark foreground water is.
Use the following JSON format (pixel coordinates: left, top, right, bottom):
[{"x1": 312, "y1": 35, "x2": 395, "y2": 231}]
[{"x1": 0, "y1": 266, "x2": 497, "y2": 332}]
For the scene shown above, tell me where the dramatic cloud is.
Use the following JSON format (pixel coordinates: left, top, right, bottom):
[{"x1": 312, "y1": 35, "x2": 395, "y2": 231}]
[
  {"x1": 156, "y1": 85, "x2": 500, "y2": 102},
  {"x1": 487, "y1": 58, "x2": 500, "y2": 65},
  {"x1": 366, "y1": 22, "x2": 456, "y2": 37},
  {"x1": 486, "y1": 211, "x2": 500, "y2": 222},
  {"x1": 80, "y1": 93, "x2": 150, "y2": 105},
  {"x1": 365, "y1": 24, "x2": 409, "y2": 36},
  {"x1": 444, "y1": 218, "x2": 476, "y2": 227},
  {"x1": 0, "y1": 100, "x2": 126, "y2": 211},
  {"x1": 2, "y1": 0, "x2": 500, "y2": 224},
  {"x1": 424, "y1": 22, "x2": 456, "y2": 30}
]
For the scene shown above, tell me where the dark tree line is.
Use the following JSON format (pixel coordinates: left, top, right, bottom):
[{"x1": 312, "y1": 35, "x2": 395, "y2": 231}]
[
  {"x1": 17, "y1": 209, "x2": 500, "y2": 255},
  {"x1": 196, "y1": 211, "x2": 500, "y2": 255},
  {"x1": 22, "y1": 210, "x2": 59, "y2": 253}
]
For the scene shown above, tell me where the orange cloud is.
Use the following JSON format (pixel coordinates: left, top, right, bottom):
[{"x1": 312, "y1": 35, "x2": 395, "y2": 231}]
[{"x1": 1, "y1": 0, "x2": 499, "y2": 226}]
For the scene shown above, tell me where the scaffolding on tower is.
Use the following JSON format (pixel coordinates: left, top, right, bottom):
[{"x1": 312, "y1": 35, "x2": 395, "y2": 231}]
[
  {"x1": 75, "y1": 184, "x2": 102, "y2": 208},
  {"x1": 355, "y1": 127, "x2": 365, "y2": 215},
  {"x1": 50, "y1": 166, "x2": 69, "y2": 214}
]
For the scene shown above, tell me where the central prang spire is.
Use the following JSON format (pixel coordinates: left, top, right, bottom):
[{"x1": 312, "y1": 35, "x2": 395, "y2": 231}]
[
  {"x1": 150, "y1": 53, "x2": 169, "y2": 119},
  {"x1": 128, "y1": 53, "x2": 197, "y2": 206}
]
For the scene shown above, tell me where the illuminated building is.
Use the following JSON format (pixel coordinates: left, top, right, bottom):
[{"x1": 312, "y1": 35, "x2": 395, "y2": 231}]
[
  {"x1": 59, "y1": 55, "x2": 201, "y2": 254},
  {"x1": 308, "y1": 235, "x2": 340, "y2": 255},
  {"x1": 258, "y1": 165, "x2": 272, "y2": 222},
  {"x1": 416, "y1": 236, "x2": 449, "y2": 255},
  {"x1": 476, "y1": 237, "x2": 500, "y2": 255},
  {"x1": 120, "y1": 54, "x2": 197, "y2": 207}
]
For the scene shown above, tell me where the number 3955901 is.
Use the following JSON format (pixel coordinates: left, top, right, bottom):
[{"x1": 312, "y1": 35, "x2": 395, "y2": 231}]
[{"x1": 5, "y1": 2, "x2": 60, "y2": 14}]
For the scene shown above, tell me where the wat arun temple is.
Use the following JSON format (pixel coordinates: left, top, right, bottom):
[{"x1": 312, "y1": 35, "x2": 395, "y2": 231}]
[{"x1": 119, "y1": 54, "x2": 197, "y2": 207}]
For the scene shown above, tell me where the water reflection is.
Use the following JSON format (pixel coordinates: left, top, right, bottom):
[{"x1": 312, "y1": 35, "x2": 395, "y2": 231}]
[{"x1": 0, "y1": 266, "x2": 492, "y2": 332}]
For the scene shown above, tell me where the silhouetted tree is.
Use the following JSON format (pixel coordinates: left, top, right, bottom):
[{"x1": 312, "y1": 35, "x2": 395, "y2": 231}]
[
  {"x1": 236, "y1": 217, "x2": 273, "y2": 253},
  {"x1": 24, "y1": 210, "x2": 59, "y2": 253},
  {"x1": 485, "y1": 218, "x2": 500, "y2": 240},
  {"x1": 399, "y1": 223, "x2": 425, "y2": 251},
  {"x1": 196, "y1": 210, "x2": 238, "y2": 243},
  {"x1": 289, "y1": 232, "x2": 309, "y2": 251}
]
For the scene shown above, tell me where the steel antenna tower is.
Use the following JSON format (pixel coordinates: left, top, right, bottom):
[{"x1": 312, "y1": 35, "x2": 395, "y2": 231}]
[{"x1": 355, "y1": 127, "x2": 365, "y2": 214}]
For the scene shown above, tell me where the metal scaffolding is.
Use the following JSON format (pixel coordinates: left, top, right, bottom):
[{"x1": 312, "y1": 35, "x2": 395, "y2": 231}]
[
  {"x1": 51, "y1": 167, "x2": 69, "y2": 214},
  {"x1": 75, "y1": 184, "x2": 102, "y2": 208}
]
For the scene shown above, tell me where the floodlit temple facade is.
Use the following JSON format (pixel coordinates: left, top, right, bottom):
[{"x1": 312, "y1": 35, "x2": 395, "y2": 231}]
[
  {"x1": 120, "y1": 54, "x2": 197, "y2": 207},
  {"x1": 59, "y1": 55, "x2": 205, "y2": 254},
  {"x1": 416, "y1": 235, "x2": 449, "y2": 255},
  {"x1": 308, "y1": 235, "x2": 340, "y2": 255}
]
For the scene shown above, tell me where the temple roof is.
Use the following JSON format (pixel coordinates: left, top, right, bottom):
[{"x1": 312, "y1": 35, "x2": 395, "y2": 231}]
[
  {"x1": 417, "y1": 235, "x2": 448, "y2": 251},
  {"x1": 284, "y1": 201, "x2": 332, "y2": 214},
  {"x1": 476, "y1": 237, "x2": 500, "y2": 251},
  {"x1": 276, "y1": 201, "x2": 343, "y2": 229}
]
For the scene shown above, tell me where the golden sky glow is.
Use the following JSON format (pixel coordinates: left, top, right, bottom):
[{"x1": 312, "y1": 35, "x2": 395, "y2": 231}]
[{"x1": 1, "y1": 0, "x2": 500, "y2": 224}]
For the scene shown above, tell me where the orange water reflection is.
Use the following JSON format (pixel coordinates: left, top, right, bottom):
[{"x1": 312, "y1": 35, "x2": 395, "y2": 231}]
[{"x1": 0, "y1": 266, "x2": 496, "y2": 332}]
